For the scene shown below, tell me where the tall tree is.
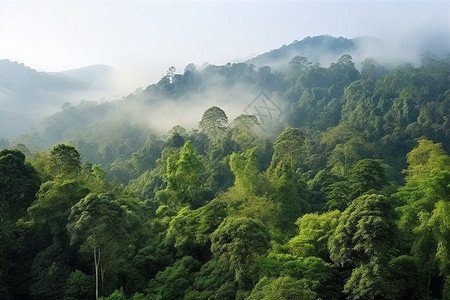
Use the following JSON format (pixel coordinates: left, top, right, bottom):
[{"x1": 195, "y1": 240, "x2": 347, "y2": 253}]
[
  {"x1": 163, "y1": 140, "x2": 204, "y2": 208},
  {"x1": 348, "y1": 158, "x2": 388, "y2": 199},
  {"x1": 0, "y1": 149, "x2": 40, "y2": 297},
  {"x1": 67, "y1": 193, "x2": 128, "y2": 299},
  {"x1": 198, "y1": 106, "x2": 228, "y2": 139},
  {"x1": 329, "y1": 194, "x2": 397, "y2": 299},
  {"x1": 210, "y1": 217, "x2": 270, "y2": 289},
  {"x1": 46, "y1": 144, "x2": 82, "y2": 178},
  {"x1": 269, "y1": 126, "x2": 306, "y2": 173}
]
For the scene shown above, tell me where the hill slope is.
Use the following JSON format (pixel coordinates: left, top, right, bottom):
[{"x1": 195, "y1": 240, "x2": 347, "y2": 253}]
[{"x1": 0, "y1": 60, "x2": 114, "y2": 138}]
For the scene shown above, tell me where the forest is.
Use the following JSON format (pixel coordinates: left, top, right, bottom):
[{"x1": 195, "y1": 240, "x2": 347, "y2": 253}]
[{"x1": 1, "y1": 51, "x2": 450, "y2": 299}]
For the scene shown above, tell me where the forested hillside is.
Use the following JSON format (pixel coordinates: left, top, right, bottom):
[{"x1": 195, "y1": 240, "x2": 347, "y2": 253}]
[
  {"x1": 0, "y1": 60, "x2": 115, "y2": 138},
  {"x1": 1, "y1": 49, "x2": 450, "y2": 299}
]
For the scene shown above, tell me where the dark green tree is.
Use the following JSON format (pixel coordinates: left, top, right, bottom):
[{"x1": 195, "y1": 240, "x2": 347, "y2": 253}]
[
  {"x1": 348, "y1": 158, "x2": 388, "y2": 199},
  {"x1": 329, "y1": 194, "x2": 397, "y2": 299},
  {"x1": 46, "y1": 144, "x2": 82, "y2": 178},
  {"x1": 210, "y1": 217, "x2": 270, "y2": 289},
  {"x1": 67, "y1": 193, "x2": 128, "y2": 299}
]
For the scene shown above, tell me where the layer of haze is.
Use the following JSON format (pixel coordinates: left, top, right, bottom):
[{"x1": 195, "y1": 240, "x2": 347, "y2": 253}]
[{"x1": 1, "y1": 1, "x2": 448, "y2": 93}]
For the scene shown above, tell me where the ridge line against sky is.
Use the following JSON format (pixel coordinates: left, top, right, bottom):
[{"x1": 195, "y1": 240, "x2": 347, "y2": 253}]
[{"x1": 1, "y1": 0, "x2": 449, "y2": 86}]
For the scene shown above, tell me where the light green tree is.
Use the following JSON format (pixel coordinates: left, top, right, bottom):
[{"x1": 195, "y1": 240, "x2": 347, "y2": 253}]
[
  {"x1": 247, "y1": 276, "x2": 317, "y2": 300},
  {"x1": 162, "y1": 140, "x2": 203, "y2": 208},
  {"x1": 269, "y1": 126, "x2": 306, "y2": 173},
  {"x1": 404, "y1": 139, "x2": 450, "y2": 182},
  {"x1": 198, "y1": 106, "x2": 228, "y2": 139},
  {"x1": 288, "y1": 210, "x2": 340, "y2": 259}
]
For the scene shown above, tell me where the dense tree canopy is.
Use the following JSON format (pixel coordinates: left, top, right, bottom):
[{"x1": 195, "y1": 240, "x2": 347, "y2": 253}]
[{"x1": 1, "y1": 52, "x2": 449, "y2": 299}]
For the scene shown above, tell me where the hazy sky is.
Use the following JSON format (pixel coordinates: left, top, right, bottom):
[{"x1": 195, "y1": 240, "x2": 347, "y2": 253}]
[{"x1": 1, "y1": 0, "x2": 448, "y2": 86}]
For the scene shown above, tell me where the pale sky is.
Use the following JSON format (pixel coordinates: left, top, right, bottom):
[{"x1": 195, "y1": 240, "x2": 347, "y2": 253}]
[{"x1": 0, "y1": 0, "x2": 449, "y2": 85}]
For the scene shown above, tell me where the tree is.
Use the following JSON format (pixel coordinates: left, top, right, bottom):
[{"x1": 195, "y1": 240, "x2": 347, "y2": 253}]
[
  {"x1": 0, "y1": 149, "x2": 40, "y2": 297},
  {"x1": 404, "y1": 139, "x2": 450, "y2": 182},
  {"x1": 348, "y1": 159, "x2": 388, "y2": 199},
  {"x1": 288, "y1": 56, "x2": 312, "y2": 81},
  {"x1": 322, "y1": 124, "x2": 368, "y2": 176},
  {"x1": 229, "y1": 148, "x2": 266, "y2": 195},
  {"x1": 230, "y1": 114, "x2": 259, "y2": 151},
  {"x1": 0, "y1": 149, "x2": 40, "y2": 220},
  {"x1": 146, "y1": 256, "x2": 201, "y2": 300},
  {"x1": 396, "y1": 169, "x2": 450, "y2": 297},
  {"x1": 184, "y1": 258, "x2": 236, "y2": 300},
  {"x1": 343, "y1": 258, "x2": 392, "y2": 300},
  {"x1": 29, "y1": 242, "x2": 70, "y2": 299},
  {"x1": 269, "y1": 126, "x2": 306, "y2": 172},
  {"x1": 67, "y1": 193, "x2": 128, "y2": 299},
  {"x1": 28, "y1": 178, "x2": 89, "y2": 240},
  {"x1": 258, "y1": 254, "x2": 341, "y2": 299},
  {"x1": 46, "y1": 144, "x2": 82, "y2": 178},
  {"x1": 162, "y1": 140, "x2": 204, "y2": 208},
  {"x1": 247, "y1": 276, "x2": 317, "y2": 300},
  {"x1": 326, "y1": 54, "x2": 360, "y2": 97},
  {"x1": 328, "y1": 194, "x2": 397, "y2": 299},
  {"x1": 64, "y1": 270, "x2": 95, "y2": 300},
  {"x1": 198, "y1": 106, "x2": 228, "y2": 139},
  {"x1": 288, "y1": 210, "x2": 340, "y2": 259},
  {"x1": 210, "y1": 217, "x2": 270, "y2": 289},
  {"x1": 165, "y1": 198, "x2": 227, "y2": 259},
  {"x1": 329, "y1": 194, "x2": 397, "y2": 267}
]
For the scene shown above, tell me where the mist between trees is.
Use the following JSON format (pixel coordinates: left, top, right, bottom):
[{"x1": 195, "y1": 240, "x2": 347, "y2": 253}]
[{"x1": 1, "y1": 50, "x2": 450, "y2": 299}]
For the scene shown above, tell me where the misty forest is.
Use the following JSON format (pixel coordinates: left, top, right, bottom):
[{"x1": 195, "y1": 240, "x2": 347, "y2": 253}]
[{"x1": 1, "y1": 36, "x2": 450, "y2": 300}]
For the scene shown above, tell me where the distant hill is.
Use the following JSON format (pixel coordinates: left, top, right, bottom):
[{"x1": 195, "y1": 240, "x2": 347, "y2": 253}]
[
  {"x1": 246, "y1": 35, "x2": 357, "y2": 68},
  {"x1": 52, "y1": 64, "x2": 114, "y2": 90},
  {"x1": 0, "y1": 60, "x2": 114, "y2": 138},
  {"x1": 246, "y1": 34, "x2": 449, "y2": 69},
  {"x1": 2, "y1": 34, "x2": 449, "y2": 140}
]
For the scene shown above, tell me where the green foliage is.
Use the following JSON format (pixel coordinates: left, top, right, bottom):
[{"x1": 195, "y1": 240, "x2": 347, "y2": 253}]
[
  {"x1": 163, "y1": 140, "x2": 204, "y2": 208},
  {"x1": 404, "y1": 139, "x2": 450, "y2": 182},
  {"x1": 146, "y1": 256, "x2": 201, "y2": 299},
  {"x1": 329, "y1": 194, "x2": 397, "y2": 268},
  {"x1": 30, "y1": 242, "x2": 70, "y2": 299},
  {"x1": 348, "y1": 158, "x2": 388, "y2": 199},
  {"x1": 288, "y1": 210, "x2": 340, "y2": 259},
  {"x1": 269, "y1": 126, "x2": 306, "y2": 172},
  {"x1": 230, "y1": 148, "x2": 267, "y2": 195},
  {"x1": 185, "y1": 258, "x2": 236, "y2": 299},
  {"x1": 387, "y1": 255, "x2": 421, "y2": 299},
  {"x1": 46, "y1": 143, "x2": 82, "y2": 178},
  {"x1": 165, "y1": 199, "x2": 227, "y2": 259},
  {"x1": 0, "y1": 149, "x2": 40, "y2": 219},
  {"x1": 28, "y1": 178, "x2": 89, "y2": 239},
  {"x1": 67, "y1": 193, "x2": 128, "y2": 298},
  {"x1": 258, "y1": 253, "x2": 341, "y2": 300},
  {"x1": 329, "y1": 194, "x2": 398, "y2": 298},
  {"x1": 100, "y1": 288, "x2": 127, "y2": 300},
  {"x1": 343, "y1": 258, "x2": 392, "y2": 300},
  {"x1": 3, "y1": 52, "x2": 450, "y2": 299},
  {"x1": 211, "y1": 217, "x2": 271, "y2": 289},
  {"x1": 64, "y1": 270, "x2": 95, "y2": 300},
  {"x1": 199, "y1": 106, "x2": 228, "y2": 139},
  {"x1": 247, "y1": 276, "x2": 317, "y2": 300}
]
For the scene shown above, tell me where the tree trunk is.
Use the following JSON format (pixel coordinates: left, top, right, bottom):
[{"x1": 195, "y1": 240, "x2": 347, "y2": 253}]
[
  {"x1": 94, "y1": 247, "x2": 99, "y2": 300},
  {"x1": 100, "y1": 248, "x2": 105, "y2": 295}
]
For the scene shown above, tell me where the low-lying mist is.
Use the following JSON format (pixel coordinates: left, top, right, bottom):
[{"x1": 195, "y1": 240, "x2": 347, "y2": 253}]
[{"x1": 5, "y1": 34, "x2": 449, "y2": 151}]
